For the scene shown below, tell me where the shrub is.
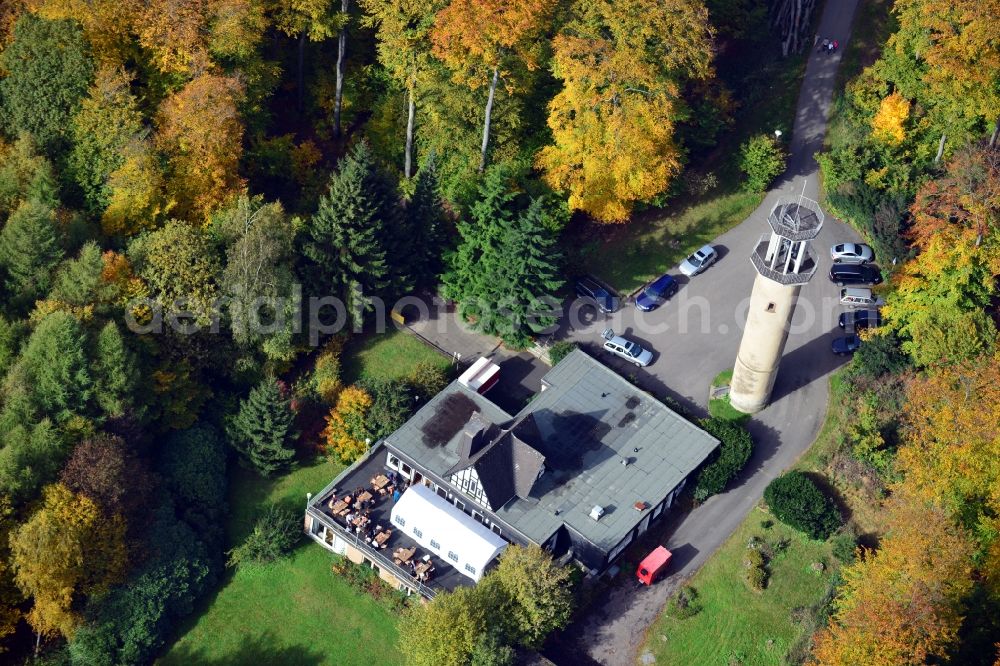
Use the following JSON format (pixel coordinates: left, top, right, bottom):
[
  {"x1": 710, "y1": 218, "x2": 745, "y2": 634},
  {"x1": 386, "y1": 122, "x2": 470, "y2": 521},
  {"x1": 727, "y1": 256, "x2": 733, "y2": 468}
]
[
  {"x1": 739, "y1": 134, "x2": 786, "y2": 192},
  {"x1": 312, "y1": 335, "x2": 346, "y2": 403},
  {"x1": 764, "y1": 472, "x2": 841, "y2": 540},
  {"x1": 693, "y1": 418, "x2": 754, "y2": 501},
  {"x1": 747, "y1": 564, "x2": 768, "y2": 591},
  {"x1": 667, "y1": 585, "x2": 702, "y2": 619},
  {"x1": 226, "y1": 504, "x2": 300, "y2": 569},
  {"x1": 322, "y1": 385, "x2": 373, "y2": 463},
  {"x1": 407, "y1": 361, "x2": 448, "y2": 401},
  {"x1": 744, "y1": 547, "x2": 768, "y2": 590},
  {"x1": 549, "y1": 340, "x2": 577, "y2": 365},
  {"x1": 831, "y1": 530, "x2": 859, "y2": 563}
]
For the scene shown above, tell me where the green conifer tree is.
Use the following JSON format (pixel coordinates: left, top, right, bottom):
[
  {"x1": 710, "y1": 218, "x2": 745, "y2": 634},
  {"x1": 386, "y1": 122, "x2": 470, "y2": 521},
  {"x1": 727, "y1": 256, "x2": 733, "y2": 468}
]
[
  {"x1": 92, "y1": 322, "x2": 139, "y2": 418},
  {"x1": 17, "y1": 311, "x2": 91, "y2": 421},
  {"x1": 0, "y1": 199, "x2": 64, "y2": 308},
  {"x1": 227, "y1": 378, "x2": 297, "y2": 476},
  {"x1": 404, "y1": 159, "x2": 445, "y2": 289},
  {"x1": 300, "y1": 141, "x2": 404, "y2": 327}
]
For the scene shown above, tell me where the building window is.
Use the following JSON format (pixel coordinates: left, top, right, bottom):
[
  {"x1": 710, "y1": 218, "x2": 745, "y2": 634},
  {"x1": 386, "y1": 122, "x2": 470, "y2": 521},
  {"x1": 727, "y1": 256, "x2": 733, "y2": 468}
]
[
  {"x1": 413, "y1": 527, "x2": 423, "y2": 538},
  {"x1": 394, "y1": 515, "x2": 405, "y2": 527},
  {"x1": 401, "y1": 463, "x2": 412, "y2": 477},
  {"x1": 491, "y1": 524, "x2": 502, "y2": 536},
  {"x1": 464, "y1": 563, "x2": 477, "y2": 575},
  {"x1": 447, "y1": 551, "x2": 459, "y2": 562},
  {"x1": 454, "y1": 499, "x2": 465, "y2": 512},
  {"x1": 469, "y1": 479, "x2": 479, "y2": 495},
  {"x1": 387, "y1": 454, "x2": 400, "y2": 469},
  {"x1": 472, "y1": 511, "x2": 484, "y2": 523},
  {"x1": 430, "y1": 539, "x2": 440, "y2": 550}
]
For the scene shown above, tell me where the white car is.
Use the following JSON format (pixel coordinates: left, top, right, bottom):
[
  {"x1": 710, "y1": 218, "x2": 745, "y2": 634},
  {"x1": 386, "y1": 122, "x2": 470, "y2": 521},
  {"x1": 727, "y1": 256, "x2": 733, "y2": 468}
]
[
  {"x1": 830, "y1": 242, "x2": 874, "y2": 264},
  {"x1": 679, "y1": 245, "x2": 718, "y2": 277},
  {"x1": 601, "y1": 328, "x2": 654, "y2": 367}
]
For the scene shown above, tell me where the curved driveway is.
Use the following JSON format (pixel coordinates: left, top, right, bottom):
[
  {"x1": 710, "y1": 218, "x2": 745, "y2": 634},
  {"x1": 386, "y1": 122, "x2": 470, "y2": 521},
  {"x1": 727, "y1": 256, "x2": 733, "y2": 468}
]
[{"x1": 549, "y1": 0, "x2": 862, "y2": 662}]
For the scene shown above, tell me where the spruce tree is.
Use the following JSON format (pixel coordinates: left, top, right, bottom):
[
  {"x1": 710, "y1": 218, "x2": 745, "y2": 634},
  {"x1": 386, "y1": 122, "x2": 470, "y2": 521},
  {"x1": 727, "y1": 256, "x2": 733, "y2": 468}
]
[
  {"x1": 404, "y1": 159, "x2": 446, "y2": 289},
  {"x1": 18, "y1": 310, "x2": 91, "y2": 421},
  {"x1": 227, "y1": 378, "x2": 297, "y2": 476},
  {"x1": 0, "y1": 199, "x2": 64, "y2": 309},
  {"x1": 300, "y1": 141, "x2": 404, "y2": 327},
  {"x1": 92, "y1": 321, "x2": 139, "y2": 418}
]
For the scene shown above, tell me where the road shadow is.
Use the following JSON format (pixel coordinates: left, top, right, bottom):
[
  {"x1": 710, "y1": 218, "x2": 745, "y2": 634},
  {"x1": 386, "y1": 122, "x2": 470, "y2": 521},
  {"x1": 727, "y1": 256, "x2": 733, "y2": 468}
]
[
  {"x1": 713, "y1": 243, "x2": 730, "y2": 262},
  {"x1": 769, "y1": 330, "x2": 851, "y2": 403},
  {"x1": 720, "y1": 419, "x2": 784, "y2": 494}
]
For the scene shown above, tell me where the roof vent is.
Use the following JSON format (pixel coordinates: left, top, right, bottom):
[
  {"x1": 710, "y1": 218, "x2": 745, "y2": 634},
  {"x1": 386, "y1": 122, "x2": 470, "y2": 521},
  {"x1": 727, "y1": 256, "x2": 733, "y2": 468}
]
[
  {"x1": 621, "y1": 458, "x2": 629, "y2": 467},
  {"x1": 590, "y1": 505, "x2": 605, "y2": 521}
]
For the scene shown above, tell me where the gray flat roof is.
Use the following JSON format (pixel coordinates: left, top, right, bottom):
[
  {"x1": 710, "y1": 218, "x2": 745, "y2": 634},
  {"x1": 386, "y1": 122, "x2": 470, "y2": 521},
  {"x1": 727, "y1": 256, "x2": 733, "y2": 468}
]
[
  {"x1": 496, "y1": 350, "x2": 719, "y2": 551},
  {"x1": 385, "y1": 349, "x2": 719, "y2": 554}
]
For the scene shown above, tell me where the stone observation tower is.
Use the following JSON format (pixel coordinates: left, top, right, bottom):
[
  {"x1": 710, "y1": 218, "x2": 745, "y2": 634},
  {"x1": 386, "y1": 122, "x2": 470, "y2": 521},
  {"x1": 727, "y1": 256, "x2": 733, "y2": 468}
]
[{"x1": 729, "y1": 193, "x2": 824, "y2": 414}]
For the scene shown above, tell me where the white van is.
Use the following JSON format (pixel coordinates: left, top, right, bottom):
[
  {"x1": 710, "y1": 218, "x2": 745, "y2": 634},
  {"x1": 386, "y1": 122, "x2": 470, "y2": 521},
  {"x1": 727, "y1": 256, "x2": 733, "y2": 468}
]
[{"x1": 840, "y1": 287, "x2": 884, "y2": 308}]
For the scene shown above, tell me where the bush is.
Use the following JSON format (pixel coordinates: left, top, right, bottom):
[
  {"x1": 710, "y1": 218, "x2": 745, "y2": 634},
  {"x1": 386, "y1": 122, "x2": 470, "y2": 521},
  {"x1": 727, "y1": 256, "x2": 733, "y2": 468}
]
[
  {"x1": 739, "y1": 134, "x2": 786, "y2": 192},
  {"x1": 549, "y1": 340, "x2": 577, "y2": 365},
  {"x1": 667, "y1": 585, "x2": 702, "y2": 619},
  {"x1": 407, "y1": 361, "x2": 448, "y2": 402},
  {"x1": 764, "y1": 472, "x2": 841, "y2": 540},
  {"x1": 744, "y1": 547, "x2": 768, "y2": 591},
  {"x1": 312, "y1": 335, "x2": 346, "y2": 403},
  {"x1": 746, "y1": 564, "x2": 768, "y2": 591},
  {"x1": 693, "y1": 418, "x2": 754, "y2": 501},
  {"x1": 831, "y1": 529, "x2": 859, "y2": 563},
  {"x1": 226, "y1": 504, "x2": 300, "y2": 569}
]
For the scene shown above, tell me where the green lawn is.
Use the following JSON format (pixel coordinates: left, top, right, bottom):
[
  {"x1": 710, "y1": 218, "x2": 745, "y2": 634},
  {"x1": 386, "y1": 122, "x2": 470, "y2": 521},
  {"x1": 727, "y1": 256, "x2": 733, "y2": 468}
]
[
  {"x1": 641, "y1": 507, "x2": 837, "y2": 666},
  {"x1": 160, "y1": 458, "x2": 404, "y2": 666},
  {"x1": 708, "y1": 370, "x2": 749, "y2": 423},
  {"x1": 342, "y1": 328, "x2": 452, "y2": 384}
]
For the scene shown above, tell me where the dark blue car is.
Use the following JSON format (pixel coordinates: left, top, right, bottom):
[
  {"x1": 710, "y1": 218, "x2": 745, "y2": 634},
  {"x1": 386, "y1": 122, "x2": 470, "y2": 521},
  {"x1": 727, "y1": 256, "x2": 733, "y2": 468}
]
[
  {"x1": 831, "y1": 335, "x2": 861, "y2": 355},
  {"x1": 635, "y1": 274, "x2": 679, "y2": 312}
]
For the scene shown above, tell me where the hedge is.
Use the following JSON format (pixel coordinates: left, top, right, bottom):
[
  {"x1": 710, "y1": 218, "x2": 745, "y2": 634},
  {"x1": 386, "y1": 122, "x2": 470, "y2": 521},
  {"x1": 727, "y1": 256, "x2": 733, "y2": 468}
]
[{"x1": 693, "y1": 418, "x2": 754, "y2": 501}]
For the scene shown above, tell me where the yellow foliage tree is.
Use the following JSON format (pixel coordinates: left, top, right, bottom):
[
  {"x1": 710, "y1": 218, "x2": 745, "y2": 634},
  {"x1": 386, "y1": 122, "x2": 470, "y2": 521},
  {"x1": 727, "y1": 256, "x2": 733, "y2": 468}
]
[
  {"x1": 102, "y1": 139, "x2": 174, "y2": 236},
  {"x1": 29, "y1": 0, "x2": 140, "y2": 65},
  {"x1": 155, "y1": 73, "x2": 245, "y2": 222},
  {"x1": 322, "y1": 385, "x2": 372, "y2": 463},
  {"x1": 0, "y1": 497, "x2": 23, "y2": 653},
  {"x1": 9, "y1": 484, "x2": 127, "y2": 640},
  {"x1": 810, "y1": 494, "x2": 974, "y2": 665},
  {"x1": 871, "y1": 91, "x2": 910, "y2": 145},
  {"x1": 536, "y1": 0, "x2": 714, "y2": 222},
  {"x1": 135, "y1": 0, "x2": 211, "y2": 76}
]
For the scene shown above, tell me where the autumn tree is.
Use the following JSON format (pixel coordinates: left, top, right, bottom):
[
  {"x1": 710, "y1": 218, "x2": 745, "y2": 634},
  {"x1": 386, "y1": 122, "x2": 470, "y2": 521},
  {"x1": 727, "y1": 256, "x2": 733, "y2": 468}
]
[
  {"x1": 536, "y1": 0, "x2": 714, "y2": 221},
  {"x1": 322, "y1": 385, "x2": 372, "y2": 463},
  {"x1": 226, "y1": 378, "x2": 298, "y2": 476},
  {"x1": 29, "y1": 0, "x2": 140, "y2": 66},
  {"x1": 398, "y1": 585, "x2": 488, "y2": 666},
  {"x1": 214, "y1": 195, "x2": 298, "y2": 361},
  {"x1": 155, "y1": 73, "x2": 246, "y2": 222},
  {"x1": 431, "y1": 0, "x2": 556, "y2": 171},
  {"x1": 0, "y1": 13, "x2": 94, "y2": 154},
  {"x1": 102, "y1": 138, "x2": 174, "y2": 236},
  {"x1": 127, "y1": 220, "x2": 222, "y2": 325},
  {"x1": 0, "y1": 497, "x2": 22, "y2": 652},
  {"x1": 360, "y1": 0, "x2": 445, "y2": 177},
  {"x1": 207, "y1": 0, "x2": 269, "y2": 64},
  {"x1": 10, "y1": 483, "x2": 127, "y2": 641},
  {"x1": 810, "y1": 495, "x2": 975, "y2": 665},
  {"x1": 60, "y1": 432, "x2": 153, "y2": 529},
  {"x1": 871, "y1": 91, "x2": 911, "y2": 145},
  {"x1": 68, "y1": 65, "x2": 146, "y2": 216},
  {"x1": 135, "y1": 0, "x2": 210, "y2": 77}
]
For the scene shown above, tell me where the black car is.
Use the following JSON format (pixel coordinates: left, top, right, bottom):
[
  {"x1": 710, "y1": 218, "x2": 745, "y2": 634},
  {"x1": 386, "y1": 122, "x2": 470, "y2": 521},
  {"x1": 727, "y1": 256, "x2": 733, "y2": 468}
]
[
  {"x1": 838, "y1": 310, "x2": 882, "y2": 330},
  {"x1": 575, "y1": 276, "x2": 620, "y2": 313},
  {"x1": 829, "y1": 263, "x2": 883, "y2": 286},
  {"x1": 832, "y1": 334, "x2": 862, "y2": 355}
]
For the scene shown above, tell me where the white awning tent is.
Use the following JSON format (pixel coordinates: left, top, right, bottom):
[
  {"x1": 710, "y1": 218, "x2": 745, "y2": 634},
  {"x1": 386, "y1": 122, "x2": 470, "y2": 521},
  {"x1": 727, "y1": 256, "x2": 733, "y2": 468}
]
[{"x1": 390, "y1": 484, "x2": 507, "y2": 581}]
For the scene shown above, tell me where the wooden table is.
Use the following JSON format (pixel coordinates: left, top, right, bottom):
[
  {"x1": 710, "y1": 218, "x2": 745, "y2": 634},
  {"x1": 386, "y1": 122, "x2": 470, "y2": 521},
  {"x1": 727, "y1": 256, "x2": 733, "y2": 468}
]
[
  {"x1": 372, "y1": 474, "x2": 390, "y2": 491},
  {"x1": 414, "y1": 561, "x2": 432, "y2": 576},
  {"x1": 374, "y1": 531, "x2": 391, "y2": 548},
  {"x1": 357, "y1": 490, "x2": 373, "y2": 505},
  {"x1": 330, "y1": 500, "x2": 349, "y2": 516},
  {"x1": 394, "y1": 547, "x2": 416, "y2": 564},
  {"x1": 352, "y1": 515, "x2": 370, "y2": 528}
]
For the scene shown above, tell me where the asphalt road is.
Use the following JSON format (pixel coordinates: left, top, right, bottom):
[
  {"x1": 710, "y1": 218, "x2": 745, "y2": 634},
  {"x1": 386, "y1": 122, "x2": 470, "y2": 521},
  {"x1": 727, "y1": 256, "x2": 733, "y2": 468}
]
[{"x1": 547, "y1": 0, "x2": 863, "y2": 663}]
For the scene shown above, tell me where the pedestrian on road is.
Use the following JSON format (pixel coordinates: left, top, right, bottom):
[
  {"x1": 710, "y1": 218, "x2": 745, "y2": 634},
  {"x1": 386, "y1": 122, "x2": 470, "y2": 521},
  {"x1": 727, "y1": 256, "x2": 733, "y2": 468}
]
[
  {"x1": 820, "y1": 38, "x2": 829, "y2": 52},
  {"x1": 833, "y1": 40, "x2": 839, "y2": 51}
]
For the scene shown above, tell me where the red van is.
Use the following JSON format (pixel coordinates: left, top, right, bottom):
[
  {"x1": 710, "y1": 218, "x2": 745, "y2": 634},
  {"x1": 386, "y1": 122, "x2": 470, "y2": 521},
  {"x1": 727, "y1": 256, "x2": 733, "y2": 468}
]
[{"x1": 636, "y1": 546, "x2": 673, "y2": 586}]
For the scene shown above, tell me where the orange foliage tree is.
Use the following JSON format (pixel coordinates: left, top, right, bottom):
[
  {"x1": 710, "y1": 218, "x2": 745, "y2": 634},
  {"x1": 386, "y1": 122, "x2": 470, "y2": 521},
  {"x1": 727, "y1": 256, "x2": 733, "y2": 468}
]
[
  {"x1": 155, "y1": 73, "x2": 246, "y2": 222},
  {"x1": 810, "y1": 494, "x2": 974, "y2": 666},
  {"x1": 136, "y1": 0, "x2": 211, "y2": 76},
  {"x1": 322, "y1": 385, "x2": 372, "y2": 463}
]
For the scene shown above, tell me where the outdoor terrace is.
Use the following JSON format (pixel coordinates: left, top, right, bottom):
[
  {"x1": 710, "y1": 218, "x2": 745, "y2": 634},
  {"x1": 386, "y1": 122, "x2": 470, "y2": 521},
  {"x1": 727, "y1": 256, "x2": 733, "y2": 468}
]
[{"x1": 306, "y1": 449, "x2": 471, "y2": 597}]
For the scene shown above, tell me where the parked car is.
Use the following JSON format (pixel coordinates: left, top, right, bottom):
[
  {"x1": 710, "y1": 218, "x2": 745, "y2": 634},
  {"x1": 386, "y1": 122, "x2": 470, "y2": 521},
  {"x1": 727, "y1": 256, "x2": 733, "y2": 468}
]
[
  {"x1": 601, "y1": 328, "x2": 653, "y2": 367},
  {"x1": 679, "y1": 245, "x2": 718, "y2": 277},
  {"x1": 840, "y1": 287, "x2": 884, "y2": 308},
  {"x1": 838, "y1": 310, "x2": 882, "y2": 330},
  {"x1": 830, "y1": 242, "x2": 874, "y2": 264},
  {"x1": 575, "y1": 276, "x2": 620, "y2": 313},
  {"x1": 832, "y1": 334, "x2": 862, "y2": 355},
  {"x1": 829, "y1": 263, "x2": 883, "y2": 286},
  {"x1": 635, "y1": 274, "x2": 679, "y2": 311}
]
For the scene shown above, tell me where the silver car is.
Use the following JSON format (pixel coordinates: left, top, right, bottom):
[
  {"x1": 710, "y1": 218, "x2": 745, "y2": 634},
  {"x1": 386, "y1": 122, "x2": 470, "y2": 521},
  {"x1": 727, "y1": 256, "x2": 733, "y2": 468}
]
[
  {"x1": 679, "y1": 245, "x2": 718, "y2": 277},
  {"x1": 601, "y1": 328, "x2": 654, "y2": 367},
  {"x1": 830, "y1": 242, "x2": 874, "y2": 264}
]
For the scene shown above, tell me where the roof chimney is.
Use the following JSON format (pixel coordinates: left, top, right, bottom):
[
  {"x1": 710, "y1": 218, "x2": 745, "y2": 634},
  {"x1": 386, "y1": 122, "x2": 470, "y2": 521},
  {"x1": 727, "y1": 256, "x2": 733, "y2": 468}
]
[{"x1": 590, "y1": 505, "x2": 605, "y2": 521}]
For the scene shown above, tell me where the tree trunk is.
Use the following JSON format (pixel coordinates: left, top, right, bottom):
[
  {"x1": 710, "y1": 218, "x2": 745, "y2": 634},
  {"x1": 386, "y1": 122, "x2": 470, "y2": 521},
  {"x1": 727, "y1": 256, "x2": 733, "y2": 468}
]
[
  {"x1": 297, "y1": 32, "x2": 306, "y2": 111},
  {"x1": 405, "y1": 88, "x2": 415, "y2": 179},
  {"x1": 935, "y1": 132, "x2": 946, "y2": 164},
  {"x1": 333, "y1": 0, "x2": 349, "y2": 138},
  {"x1": 479, "y1": 68, "x2": 499, "y2": 173},
  {"x1": 990, "y1": 118, "x2": 999, "y2": 147},
  {"x1": 34, "y1": 631, "x2": 41, "y2": 658}
]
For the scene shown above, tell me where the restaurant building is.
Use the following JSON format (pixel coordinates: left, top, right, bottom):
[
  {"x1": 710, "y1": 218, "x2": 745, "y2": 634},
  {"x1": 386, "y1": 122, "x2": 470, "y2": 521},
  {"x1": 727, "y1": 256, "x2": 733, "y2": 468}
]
[{"x1": 304, "y1": 349, "x2": 719, "y2": 597}]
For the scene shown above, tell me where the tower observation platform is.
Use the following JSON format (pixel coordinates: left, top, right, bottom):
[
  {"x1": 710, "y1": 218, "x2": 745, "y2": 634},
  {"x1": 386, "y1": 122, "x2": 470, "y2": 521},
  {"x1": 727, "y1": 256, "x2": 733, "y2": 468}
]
[{"x1": 728, "y1": 193, "x2": 824, "y2": 414}]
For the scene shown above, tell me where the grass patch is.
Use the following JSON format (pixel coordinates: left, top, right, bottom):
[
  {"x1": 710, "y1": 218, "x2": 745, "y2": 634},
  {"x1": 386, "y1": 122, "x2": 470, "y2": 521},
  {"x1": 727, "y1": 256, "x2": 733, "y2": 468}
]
[
  {"x1": 708, "y1": 369, "x2": 749, "y2": 423},
  {"x1": 161, "y1": 458, "x2": 404, "y2": 666},
  {"x1": 342, "y1": 329, "x2": 451, "y2": 384},
  {"x1": 641, "y1": 507, "x2": 837, "y2": 665}
]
